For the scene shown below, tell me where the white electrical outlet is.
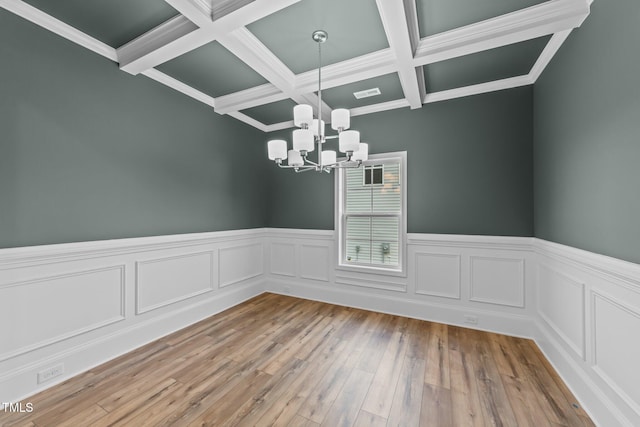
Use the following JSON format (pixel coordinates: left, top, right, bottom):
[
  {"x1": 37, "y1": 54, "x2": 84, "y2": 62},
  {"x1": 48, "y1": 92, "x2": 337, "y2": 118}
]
[
  {"x1": 463, "y1": 315, "x2": 478, "y2": 325},
  {"x1": 37, "y1": 363, "x2": 64, "y2": 384}
]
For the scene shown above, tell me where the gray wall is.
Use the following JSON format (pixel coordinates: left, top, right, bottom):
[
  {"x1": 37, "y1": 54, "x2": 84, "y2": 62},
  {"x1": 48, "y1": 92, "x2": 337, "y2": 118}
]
[
  {"x1": 0, "y1": 10, "x2": 268, "y2": 248},
  {"x1": 267, "y1": 87, "x2": 534, "y2": 236},
  {"x1": 533, "y1": 0, "x2": 640, "y2": 263}
]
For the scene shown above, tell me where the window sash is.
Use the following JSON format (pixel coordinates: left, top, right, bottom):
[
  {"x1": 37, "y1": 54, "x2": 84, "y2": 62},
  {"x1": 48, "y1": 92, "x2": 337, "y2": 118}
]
[
  {"x1": 336, "y1": 151, "x2": 406, "y2": 276},
  {"x1": 342, "y1": 213, "x2": 401, "y2": 267}
]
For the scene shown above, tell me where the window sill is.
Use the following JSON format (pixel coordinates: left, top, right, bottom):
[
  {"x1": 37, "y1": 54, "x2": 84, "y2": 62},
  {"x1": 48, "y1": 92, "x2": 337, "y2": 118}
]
[{"x1": 336, "y1": 262, "x2": 406, "y2": 278}]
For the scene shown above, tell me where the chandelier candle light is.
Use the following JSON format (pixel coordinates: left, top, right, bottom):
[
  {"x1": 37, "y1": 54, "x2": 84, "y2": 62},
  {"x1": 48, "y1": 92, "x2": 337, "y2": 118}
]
[{"x1": 267, "y1": 30, "x2": 369, "y2": 173}]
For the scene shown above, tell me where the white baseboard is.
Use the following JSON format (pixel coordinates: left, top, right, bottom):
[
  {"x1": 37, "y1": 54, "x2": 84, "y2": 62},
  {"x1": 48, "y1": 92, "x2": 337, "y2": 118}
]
[{"x1": 265, "y1": 279, "x2": 534, "y2": 338}]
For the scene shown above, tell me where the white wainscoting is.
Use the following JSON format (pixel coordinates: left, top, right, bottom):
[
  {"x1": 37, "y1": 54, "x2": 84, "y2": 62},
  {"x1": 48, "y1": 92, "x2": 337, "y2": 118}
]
[
  {"x1": 3, "y1": 227, "x2": 639, "y2": 427},
  {"x1": 265, "y1": 229, "x2": 536, "y2": 339},
  {"x1": 534, "y1": 239, "x2": 640, "y2": 427},
  {"x1": 0, "y1": 229, "x2": 265, "y2": 403}
]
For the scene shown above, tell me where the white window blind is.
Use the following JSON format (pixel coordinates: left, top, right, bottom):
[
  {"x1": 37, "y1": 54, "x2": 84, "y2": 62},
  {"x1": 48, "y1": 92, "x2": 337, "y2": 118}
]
[{"x1": 338, "y1": 153, "x2": 405, "y2": 273}]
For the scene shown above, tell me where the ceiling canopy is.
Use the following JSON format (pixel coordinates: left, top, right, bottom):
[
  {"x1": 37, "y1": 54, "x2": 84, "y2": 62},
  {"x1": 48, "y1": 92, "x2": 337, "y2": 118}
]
[{"x1": 3, "y1": 0, "x2": 592, "y2": 132}]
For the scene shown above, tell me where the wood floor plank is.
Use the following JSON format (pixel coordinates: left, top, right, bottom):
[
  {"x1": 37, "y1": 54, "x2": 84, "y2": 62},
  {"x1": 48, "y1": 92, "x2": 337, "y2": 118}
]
[
  {"x1": 288, "y1": 414, "x2": 321, "y2": 427},
  {"x1": 449, "y1": 349, "x2": 485, "y2": 427},
  {"x1": 470, "y1": 331, "x2": 519, "y2": 427},
  {"x1": 513, "y1": 338, "x2": 587, "y2": 427},
  {"x1": 387, "y1": 356, "x2": 426, "y2": 427},
  {"x1": 361, "y1": 330, "x2": 409, "y2": 417},
  {"x1": 502, "y1": 374, "x2": 553, "y2": 427},
  {"x1": 524, "y1": 340, "x2": 595, "y2": 427},
  {"x1": 320, "y1": 369, "x2": 374, "y2": 427},
  {"x1": 353, "y1": 410, "x2": 387, "y2": 427},
  {"x1": 424, "y1": 321, "x2": 451, "y2": 389},
  {"x1": 421, "y1": 383, "x2": 453, "y2": 427},
  {"x1": 0, "y1": 294, "x2": 594, "y2": 427}
]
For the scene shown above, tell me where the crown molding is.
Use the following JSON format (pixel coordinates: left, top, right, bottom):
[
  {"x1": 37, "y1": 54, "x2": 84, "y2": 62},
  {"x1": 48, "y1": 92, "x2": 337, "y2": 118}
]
[
  {"x1": 117, "y1": 15, "x2": 198, "y2": 71},
  {"x1": 414, "y1": 0, "x2": 590, "y2": 67},
  {"x1": 529, "y1": 29, "x2": 573, "y2": 82},
  {"x1": 0, "y1": 0, "x2": 116, "y2": 61}
]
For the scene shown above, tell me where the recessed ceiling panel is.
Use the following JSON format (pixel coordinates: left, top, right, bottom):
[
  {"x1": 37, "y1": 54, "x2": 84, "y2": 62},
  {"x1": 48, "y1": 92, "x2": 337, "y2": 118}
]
[
  {"x1": 241, "y1": 99, "x2": 298, "y2": 126},
  {"x1": 157, "y1": 41, "x2": 269, "y2": 98},
  {"x1": 247, "y1": 0, "x2": 389, "y2": 74},
  {"x1": 424, "y1": 36, "x2": 551, "y2": 93},
  {"x1": 416, "y1": 0, "x2": 546, "y2": 37},
  {"x1": 321, "y1": 74, "x2": 404, "y2": 110},
  {"x1": 22, "y1": 0, "x2": 178, "y2": 47}
]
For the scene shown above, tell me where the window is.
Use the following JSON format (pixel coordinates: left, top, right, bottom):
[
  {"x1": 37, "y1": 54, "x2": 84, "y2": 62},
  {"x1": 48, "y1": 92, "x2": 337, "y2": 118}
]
[{"x1": 337, "y1": 152, "x2": 406, "y2": 274}]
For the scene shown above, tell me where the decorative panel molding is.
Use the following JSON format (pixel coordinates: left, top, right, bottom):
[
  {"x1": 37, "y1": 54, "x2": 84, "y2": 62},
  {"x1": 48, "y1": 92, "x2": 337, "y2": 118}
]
[
  {"x1": 0, "y1": 266, "x2": 125, "y2": 361},
  {"x1": 219, "y1": 243, "x2": 264, "y2": 288},
  {"x1": 414, "y1": 252, "x2": 461, "y2": 299},
  {"x1": 591, "y1": 291, "x2": 640, "y2": 416},
  {"x1": 470, "y1": 256, "x2": 525, "y2": 307},
  {"x1": 135, "y1": 251, "x2": 214, "y2": 314},
  {"x1": 300, "y1": 245, "x2": 330, "y2": 282},
  {"x1": 537, "y1": 263, "x2": 586, "y2": 359},
  {"x1": 269, "y1": 242, "x2": 296, "y2": 277}
]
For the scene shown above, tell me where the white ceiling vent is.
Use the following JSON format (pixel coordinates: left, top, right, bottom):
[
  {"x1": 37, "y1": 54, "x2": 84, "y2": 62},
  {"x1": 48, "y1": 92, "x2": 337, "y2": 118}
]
[{"x1": 353, "y1": 87, "x2": 381, "y2": 99}]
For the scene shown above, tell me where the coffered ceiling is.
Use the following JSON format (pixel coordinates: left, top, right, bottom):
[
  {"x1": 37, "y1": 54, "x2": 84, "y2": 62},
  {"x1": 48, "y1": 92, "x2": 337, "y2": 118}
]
[{"x1": 1, "y1": 0, "x2": 592, "y2": 132}]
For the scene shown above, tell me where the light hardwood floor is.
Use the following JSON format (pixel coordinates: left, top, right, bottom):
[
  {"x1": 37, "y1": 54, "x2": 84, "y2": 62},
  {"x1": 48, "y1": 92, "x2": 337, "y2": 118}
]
[{"x1": 1, "y1": 293, "x2": 595, "y2": 426}]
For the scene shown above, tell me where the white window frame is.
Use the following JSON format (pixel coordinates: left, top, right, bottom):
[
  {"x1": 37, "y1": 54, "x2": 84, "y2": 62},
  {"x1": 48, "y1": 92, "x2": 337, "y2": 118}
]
[{"x1": 335, "y1": 151, "x2": 407, "y2": 276}]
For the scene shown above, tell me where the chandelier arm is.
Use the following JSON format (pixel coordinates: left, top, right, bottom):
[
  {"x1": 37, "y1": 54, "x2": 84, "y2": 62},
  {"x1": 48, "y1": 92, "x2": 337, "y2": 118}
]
[
  {"x1": 330, "y1": 160, "x2": 363, "y2": 169},
  {"x1": 295, "y1": 166, "x2": 317, "y2": 173}
]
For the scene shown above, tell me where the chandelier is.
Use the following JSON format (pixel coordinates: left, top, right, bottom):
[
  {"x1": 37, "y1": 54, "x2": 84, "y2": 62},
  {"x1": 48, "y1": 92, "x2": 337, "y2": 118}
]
[{"x1": 267, "y1": 30, "x2": 369, "y2": 173}]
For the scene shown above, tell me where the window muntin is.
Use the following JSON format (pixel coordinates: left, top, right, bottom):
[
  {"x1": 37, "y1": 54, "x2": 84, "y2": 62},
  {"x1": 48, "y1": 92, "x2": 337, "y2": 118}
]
[{"x1": 338, "y1": 153, "x2": 406, "y2": 273}]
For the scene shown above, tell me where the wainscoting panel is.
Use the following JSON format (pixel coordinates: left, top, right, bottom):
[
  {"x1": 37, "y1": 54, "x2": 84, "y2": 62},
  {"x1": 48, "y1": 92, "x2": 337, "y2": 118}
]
[
  {"x1": 414, "y1": 252, "x2": 461, "y2": 299},
  {"x1": 136, "y1": 251, "x2": 214, "y2": 314},
  {"x1": 0, "y1": 266, "x2": 125, "y2": 362},
  {"x1": 591, "y1": 291, "x2": 640, "y2": 417},
  {"x1": 300, "y1": 244, "x2": 330, "y2": 282},
  {"x1": 218, "y1": 243, "x2": 264, "y2": 288},
  {"x1": 269, "y1": 242, "x2": 296, "y2": 277},
  {"x1": 537, "y1": 263, "x2": 585, "y2": 359},
  {"x1": 470, "y1": 256, "x2": 525, "y2": 307}
]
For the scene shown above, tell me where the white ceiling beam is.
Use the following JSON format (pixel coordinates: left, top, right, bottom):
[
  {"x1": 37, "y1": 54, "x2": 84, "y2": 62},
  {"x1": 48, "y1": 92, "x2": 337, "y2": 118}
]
[
  {"x1": 404, "y1": 0, "x2": 428, "y2": 103},
  {"x1": 423, "y1": 75, "x2": 533, "y2": 104},
  {"x1": 375, "y1": 0, "x2": 422, "y2": 109},
  {"x1": 142, "y1": 68, "x2": 216, "y2": 108},
  {"x1": 296, "y1": 49, "x2": 397, "y2": 94},
  {"x1": 414, "y1": 0, "x2": 590, "y2": 67},
  {"x1": 219, "y1": 28, "x2": 332, "y2": 121},
  {"x1": 529, "y1": 29, "x2": 572, "y2": 82},
  {"x1": 118, "y1": 0, "x2": 301, "y2": 75},
  {"x1": 164, "y1": 0, "x2": 212, "y2": 27},
  {"x1": 0, "y1": 0, "x2": 117, "y2": 61},
  {"x1": 264, "y1": 120, "x2": 295, "y2": 133},
  {"x1": 227, "y1": 111, "x2": 269, "y2": 132},
  {"x1": 350, "y1": 99, "x2": 411, "y2": 118},
  {"x1": 215, "y1": 83, "x2": 287, "y2": 114}
]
